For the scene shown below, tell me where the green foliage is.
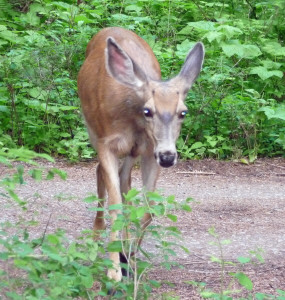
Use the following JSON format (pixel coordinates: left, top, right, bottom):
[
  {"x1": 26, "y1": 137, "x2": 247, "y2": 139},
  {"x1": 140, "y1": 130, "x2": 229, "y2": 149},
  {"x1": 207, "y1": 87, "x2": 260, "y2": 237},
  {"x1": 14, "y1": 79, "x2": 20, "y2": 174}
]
[
  {"x1": 85, "y1": 189, "x2": 193, "y2": 298},
  {"x1": 0, "y1": 0, "x2": 284, "y2": 160},
  {"x1": 178, "y1": 0, "x2": 285, "y2": 159},
  {"x1": 187, "y1": 227, "x2": 284, "y2": 300},
  {"x1": 0, "y1": 228, "x2": 103, "y2": 299},
  {"x1": 0, "y1": 157, "x2": 193, "y2": 298},
  {"x1": 1, "y1": 154, "x2": 284, "y2": 298}
]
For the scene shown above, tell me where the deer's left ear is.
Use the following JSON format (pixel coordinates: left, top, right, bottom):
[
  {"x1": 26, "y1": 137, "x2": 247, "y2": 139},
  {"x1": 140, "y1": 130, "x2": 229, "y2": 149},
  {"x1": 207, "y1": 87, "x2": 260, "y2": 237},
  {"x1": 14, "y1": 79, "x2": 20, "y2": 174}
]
[{"x1": 178, "y1": 42, "x2": 205, "y2": 89}]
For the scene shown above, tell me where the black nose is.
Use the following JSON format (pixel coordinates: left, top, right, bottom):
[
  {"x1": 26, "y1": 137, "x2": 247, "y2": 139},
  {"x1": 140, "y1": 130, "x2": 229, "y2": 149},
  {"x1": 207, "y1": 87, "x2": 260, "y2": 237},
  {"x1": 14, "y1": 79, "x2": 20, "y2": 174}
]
[{"x1": 159, "y1": 152, "x2": 176, "y2": 168}]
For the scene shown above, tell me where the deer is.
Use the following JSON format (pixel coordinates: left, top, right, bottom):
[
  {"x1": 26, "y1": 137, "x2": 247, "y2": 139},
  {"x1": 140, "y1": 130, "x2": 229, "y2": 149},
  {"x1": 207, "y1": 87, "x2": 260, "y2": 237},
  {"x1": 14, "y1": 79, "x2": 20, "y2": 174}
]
[{"x1": 77, "y1": 27, "x2": 204, "y2": 282}]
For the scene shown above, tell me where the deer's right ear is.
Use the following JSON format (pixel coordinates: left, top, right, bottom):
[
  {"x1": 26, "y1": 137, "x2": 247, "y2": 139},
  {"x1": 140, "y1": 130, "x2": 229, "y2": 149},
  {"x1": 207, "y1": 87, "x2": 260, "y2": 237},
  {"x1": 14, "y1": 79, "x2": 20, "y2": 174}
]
[{"x1": 105, "y1": 37, "x2": 147, "y2": 88}]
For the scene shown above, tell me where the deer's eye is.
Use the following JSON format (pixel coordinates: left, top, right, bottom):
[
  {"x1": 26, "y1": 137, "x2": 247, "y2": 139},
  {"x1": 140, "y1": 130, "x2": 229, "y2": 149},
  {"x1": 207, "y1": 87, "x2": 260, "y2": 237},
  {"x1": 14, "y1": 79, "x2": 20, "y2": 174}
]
[
  {"x1": 143, "y1": 108, "x2": 153, "y2": 118},
  {"x1": 179, "y1": 110, "x2": 188, "y2": 119}
]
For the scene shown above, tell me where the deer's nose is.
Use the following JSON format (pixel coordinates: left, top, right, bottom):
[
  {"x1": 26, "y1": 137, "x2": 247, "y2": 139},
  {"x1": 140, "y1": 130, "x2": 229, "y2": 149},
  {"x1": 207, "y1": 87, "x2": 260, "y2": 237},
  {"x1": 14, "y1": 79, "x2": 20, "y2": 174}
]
[{"x1": 158, "y1": 151, "x2": 176, "y2": 168}]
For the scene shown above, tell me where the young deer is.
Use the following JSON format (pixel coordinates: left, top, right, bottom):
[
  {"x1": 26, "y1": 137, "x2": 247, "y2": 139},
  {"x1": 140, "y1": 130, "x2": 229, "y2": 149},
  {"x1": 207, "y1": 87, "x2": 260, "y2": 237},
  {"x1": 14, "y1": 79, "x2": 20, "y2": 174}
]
[{"x1": 78, "y1": 27, "x2": 204, "y2": 282}]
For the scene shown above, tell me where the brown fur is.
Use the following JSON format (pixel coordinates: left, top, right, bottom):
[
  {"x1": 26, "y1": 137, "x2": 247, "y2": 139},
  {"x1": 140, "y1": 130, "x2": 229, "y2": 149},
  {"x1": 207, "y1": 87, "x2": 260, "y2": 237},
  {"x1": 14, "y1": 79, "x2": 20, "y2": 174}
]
[{"x1": 78, "y1": 27, "x2": 204, "y2": 281}]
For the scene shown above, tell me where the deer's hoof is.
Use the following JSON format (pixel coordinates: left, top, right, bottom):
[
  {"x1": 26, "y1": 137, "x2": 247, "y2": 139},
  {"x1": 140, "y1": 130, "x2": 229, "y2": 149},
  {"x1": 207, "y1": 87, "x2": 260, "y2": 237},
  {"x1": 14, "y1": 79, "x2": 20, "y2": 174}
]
[{"x1": 107, "y1": 268, "x2": 122, "y2": 282}]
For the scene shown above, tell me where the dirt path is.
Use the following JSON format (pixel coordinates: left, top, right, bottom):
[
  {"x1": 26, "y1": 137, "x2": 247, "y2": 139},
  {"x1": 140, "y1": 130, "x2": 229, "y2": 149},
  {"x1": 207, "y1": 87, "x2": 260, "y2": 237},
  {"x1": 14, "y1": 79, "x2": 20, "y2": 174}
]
[{"x1": 1, "y1": 158, "x2": 285, "y2": 298}]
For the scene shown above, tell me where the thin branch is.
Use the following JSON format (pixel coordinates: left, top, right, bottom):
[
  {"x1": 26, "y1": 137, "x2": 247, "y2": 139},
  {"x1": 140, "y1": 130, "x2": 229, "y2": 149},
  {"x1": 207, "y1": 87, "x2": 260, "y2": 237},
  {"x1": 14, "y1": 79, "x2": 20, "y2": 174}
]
[
  {"x1": 39, "y1": 212, "x2": 52, "y2": 246},
  {"x1": 265, "y1": 162, "x2": 285, "y2": 170},
  {"x1": 176, "y1": 171, "x2": 216, "y2": 175}
]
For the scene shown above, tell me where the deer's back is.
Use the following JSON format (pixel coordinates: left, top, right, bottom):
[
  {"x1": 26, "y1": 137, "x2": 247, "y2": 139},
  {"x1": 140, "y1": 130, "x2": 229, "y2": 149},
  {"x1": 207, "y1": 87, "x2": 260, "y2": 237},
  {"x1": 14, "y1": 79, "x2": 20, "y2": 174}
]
[{"x1": 78, "y1": 27, "x2": 161, "y2": 153}]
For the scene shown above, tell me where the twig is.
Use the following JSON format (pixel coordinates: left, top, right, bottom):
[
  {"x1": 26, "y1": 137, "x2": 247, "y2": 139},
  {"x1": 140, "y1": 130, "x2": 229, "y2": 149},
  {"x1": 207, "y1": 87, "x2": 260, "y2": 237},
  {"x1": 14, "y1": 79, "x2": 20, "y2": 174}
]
[
  {"x1": 265, "y1": 162, "x2": 285, "y2": 170},
  {"x1": 176, "y1": 171, "x2": 216, "y2": 175},
  {"x1": 39, "y1": 212, "x2": 52, "y2": 246}
]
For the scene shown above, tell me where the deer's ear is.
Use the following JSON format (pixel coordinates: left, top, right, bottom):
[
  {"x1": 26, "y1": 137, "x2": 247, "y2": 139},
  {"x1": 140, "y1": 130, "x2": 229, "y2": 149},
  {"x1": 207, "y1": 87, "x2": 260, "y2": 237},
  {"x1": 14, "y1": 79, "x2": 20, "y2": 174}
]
[
  {"x1": 178, "y1": 42, "x2": 205, "y2": 89},
  {"x1": 105, "y1": 37, "x2": 147, "y2": 88}
]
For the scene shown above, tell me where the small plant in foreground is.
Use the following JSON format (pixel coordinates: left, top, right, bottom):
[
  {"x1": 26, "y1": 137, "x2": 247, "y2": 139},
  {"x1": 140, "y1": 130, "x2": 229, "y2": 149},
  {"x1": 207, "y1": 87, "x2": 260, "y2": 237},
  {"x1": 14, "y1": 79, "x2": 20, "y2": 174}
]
[
  {"x1": 85, "y1": 189, "x2": 193, "y2": 299},
  {"x1": 1, "y1": 153, "x2": 193, "y2": 299},
  {"x1": 186, "y1": 227, "x2": 284, "y2": 300}
]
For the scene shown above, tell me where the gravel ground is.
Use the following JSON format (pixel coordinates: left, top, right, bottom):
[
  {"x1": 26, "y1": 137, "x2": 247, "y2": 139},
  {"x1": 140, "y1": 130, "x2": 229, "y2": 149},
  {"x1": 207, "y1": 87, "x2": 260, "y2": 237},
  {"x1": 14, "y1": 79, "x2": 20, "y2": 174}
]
[{"x1": 1, "y1": 158, "x2": 285, "y2": 299}]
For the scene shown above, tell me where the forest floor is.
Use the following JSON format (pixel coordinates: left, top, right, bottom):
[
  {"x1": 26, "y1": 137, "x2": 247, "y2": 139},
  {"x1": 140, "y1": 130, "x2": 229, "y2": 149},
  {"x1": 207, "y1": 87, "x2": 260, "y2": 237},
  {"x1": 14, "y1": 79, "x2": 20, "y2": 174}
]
[{"x1": 1, "y1": 158, "x2": 285, "y2": 299}]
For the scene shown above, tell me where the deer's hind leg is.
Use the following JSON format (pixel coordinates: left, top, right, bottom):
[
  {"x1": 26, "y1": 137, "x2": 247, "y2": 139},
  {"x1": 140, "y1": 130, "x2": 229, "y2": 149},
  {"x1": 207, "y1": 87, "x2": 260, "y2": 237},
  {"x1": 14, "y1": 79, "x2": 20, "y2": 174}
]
[{"x1": 93, "y1": 163, "x2": 107, "y2": 234}]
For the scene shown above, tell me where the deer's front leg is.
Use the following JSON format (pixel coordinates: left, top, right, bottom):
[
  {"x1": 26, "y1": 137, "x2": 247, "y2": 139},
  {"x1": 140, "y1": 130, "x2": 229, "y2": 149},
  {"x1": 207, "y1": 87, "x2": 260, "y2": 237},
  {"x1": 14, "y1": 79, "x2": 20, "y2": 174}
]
[
  {"x1": 140, "y1": 152, "x2": 160, "y2": 241},
  {"x1": 98, "y1": 148, "x2": 122, "y2": 282}
]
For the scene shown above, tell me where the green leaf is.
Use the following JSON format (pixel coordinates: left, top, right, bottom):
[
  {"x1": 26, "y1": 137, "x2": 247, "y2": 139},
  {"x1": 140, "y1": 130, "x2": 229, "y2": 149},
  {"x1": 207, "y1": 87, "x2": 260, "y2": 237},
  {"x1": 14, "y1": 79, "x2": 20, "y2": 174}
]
[
  {"x1": 5, "y1": 292, "x2": 22, "y2": 300},
  {"x1": 277, "y1": 289, "x2": 285, "y2": 296},
  {"x1": 7, "y1": 189, "x2": 26, "y2": 207},
  {"x1": 0, "y1": 105, "x2": 9, "y2": 113},
  {"x1": 240, "y1": 158, "x2": 249, "y2": 165},
  {"x1": 176, "y1": 39, "x2": 196, "y2": 59},
  {"x1": 28, "y1": 87, "x2": 49, "y2": 100},
  {"x1": 180, "y1": 245, "x2": 190, "y2": 254},
  {"x1": 16, "y1": 165, "x2": 24, "y2": 184},
  {"x1": 58, "y1": 105, "x2": 78, "y2": 111},
  {"x1": 221, "y1": 239, "x2": 231, "y2": 245},
  {"x1": 200, "y1": 291, "x2": 217, "y2": 298},
  {"x1": 14, "y1": 243, "x2": 33, "y2": 257},
  {"x1": 1, "y1": 148, "x2": 54, "y2": 164},
  {"x1": 179, "y1": 21, "x2": 216, "y2": 34},
  {"x1": 20, "y1": 11, "x2": 41, "y2": 26},
  {"x1": 261, "y1": 60, "x2": 282, "y2": 69},
  {"x1": 49, "y1": 168, "x2": 67, "y2": 180},
  {"x1": 29, "y1": 169, "x2": 42, "y2": 181},
  {"x1": 123, "y1": 188, "x2": 140, "y2": 202},
  {"x1": 0, "y1": 25, "x2": 7, "y2": 31},
  {"x1": 181, "y1": 204, "x2": 192, "y2": 212},
  {"x1": 190, "y1": 142, "x2": 204, "y2": 150},
  {"x1": 166, "y1": 214, "x2": 177, "y2": 222},
  {"x1": 0, "y1": 30, "x2": 22, "y2": 44},
  {"x1": 149, "y1": 204, "x2": 164, "y2": 217},
  {"x1": 136, "y1": 206, "x2": 147, "y2": 218},
  {"x1": 250, "y1": 66, "x2": 283, "y2": 80},
  {"x1": 47, "y1": 234, "x2": 60, "y2": 245},
  {"x1": 237, "y1": 256, "x2": 251, "y2": 264},
  {"x1": 242, "y1": 44, "x2": 262, "y2": 58},
  {"x1": 221, "y1": 42, "x2": 241, "y2": 57},
  {"x1": 221, "y1": 41, "x2": 261, "y2": 58},
  {"x1": 107, "y1": 241, "x2": 122, "y2": 252},
  {"x1": 83, "y1": 195, "x2": 99, "y2": 203},
  {"x1": 210, "y1": 255, "x2": 222, "y2": 263},
  {"x1": 74, "y1": 15, "x2": 95, "y2": 24},
  {"x1": 81, "y1": 273, "x2": 93, "y2": 288},
  {"x1": 88, "y1": 207, "x2": 105, "y2": 212},
  {"x1": 259, "y1": 106, "x2": 285, "y2": 121},
  {"x1": 204, "y1": 31, "x2": 223, "y2": 43},
  {"x1": 233, "y1": 272, "x2": 253, "y2": 290},
  {"x1": 147, "y1": 191, "x2": 164, "y2": 202},
  {"x1": 109, "y1": 204, "x2": 123, "y2": 210},
  {"x1": 166, "y1": 226, "x2": 181, "y2": 234},
  {"x1": 125, "y1": 4, "x2": 142, "y2": 13},
  {"x1": 216, "y1": 25, "x2": 243, "y2": 39},
  {"x1": 149, "y1": 280, "x2": 161, "y2": 288},
  {"x1": 166, "y1": 195, "x2": 175, "y2": 204},
  {"x1": 263, "y1": 42, "x2": 285, "y2": 56},
  {"x1": 41, "y1": 246, "x2": 65, "y2": 262}
]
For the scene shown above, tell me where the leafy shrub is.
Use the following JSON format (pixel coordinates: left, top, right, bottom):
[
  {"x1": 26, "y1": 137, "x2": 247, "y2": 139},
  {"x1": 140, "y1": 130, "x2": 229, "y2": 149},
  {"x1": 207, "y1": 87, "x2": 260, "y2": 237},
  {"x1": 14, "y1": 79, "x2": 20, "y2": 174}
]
[
  {"x1": 0, "y1": 152, "x2": 193, "y2": 298},
  {"x1": 0, "y1": 0, "x2": 284, "y2": 160}
]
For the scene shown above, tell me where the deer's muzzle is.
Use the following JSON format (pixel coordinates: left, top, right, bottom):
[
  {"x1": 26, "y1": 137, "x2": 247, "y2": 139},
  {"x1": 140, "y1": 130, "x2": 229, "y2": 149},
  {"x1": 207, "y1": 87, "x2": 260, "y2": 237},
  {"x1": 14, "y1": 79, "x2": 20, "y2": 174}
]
[{"x1": 156, "y1": 151, "x2": 177, "y2": 168}]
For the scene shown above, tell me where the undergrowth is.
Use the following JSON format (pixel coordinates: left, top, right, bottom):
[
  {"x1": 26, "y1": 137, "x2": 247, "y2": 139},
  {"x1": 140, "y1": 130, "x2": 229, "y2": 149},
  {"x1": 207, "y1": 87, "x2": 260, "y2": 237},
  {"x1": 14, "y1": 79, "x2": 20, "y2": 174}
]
[
  {"x1": 0, "y1": 0, "x2": 284, "y2": 161},
  {"x1": 1, "y1": 154, "x2": 284, "y2": 299}
]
